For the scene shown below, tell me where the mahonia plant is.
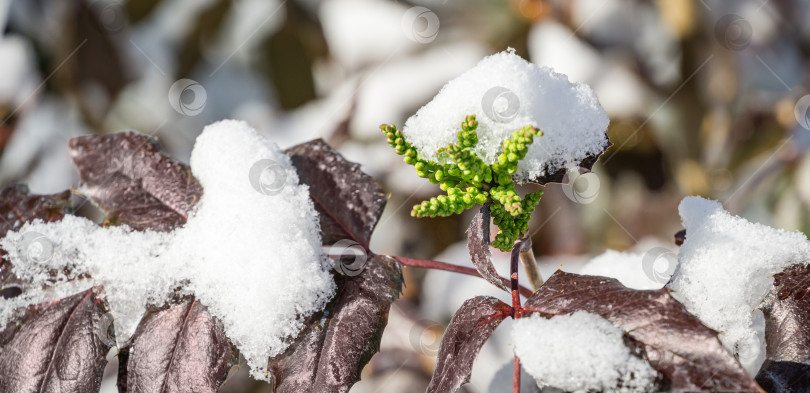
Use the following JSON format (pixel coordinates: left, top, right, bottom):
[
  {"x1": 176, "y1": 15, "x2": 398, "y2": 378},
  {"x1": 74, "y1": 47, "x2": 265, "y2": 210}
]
[{"x1": 380, "y1": 115, "x2": 543, "y2": 251}]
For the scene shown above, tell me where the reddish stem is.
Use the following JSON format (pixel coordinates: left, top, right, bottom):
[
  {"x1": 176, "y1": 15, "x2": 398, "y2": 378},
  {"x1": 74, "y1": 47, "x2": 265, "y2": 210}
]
[
  {"x1": 510, "y1": 241, "x2": 522, "y2": 318},
  {"x1": 510, "y1": 238, "x2": 524, "y2": 393},
  {"x1": 392, "y1": 256, "x2": 533, "y2": 298}
]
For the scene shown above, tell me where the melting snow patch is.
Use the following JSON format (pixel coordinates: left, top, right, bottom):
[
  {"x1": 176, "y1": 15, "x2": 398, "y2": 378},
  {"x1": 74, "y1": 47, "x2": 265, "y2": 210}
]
[
  {"x1": 512, "y1": 311, "x2": 657, "y2": 392},
  {"x1": 0, "y1": 120, "x2": 336, "y2": 380},
  {"x1": 402, "y1": 48, "x2": 609, "y2": 181}
]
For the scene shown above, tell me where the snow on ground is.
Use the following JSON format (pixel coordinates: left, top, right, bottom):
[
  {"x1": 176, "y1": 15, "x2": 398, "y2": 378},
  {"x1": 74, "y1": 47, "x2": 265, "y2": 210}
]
[
  {"x1": 578, "y1": 248, "x2": 671, "y2": 290},
  {"x1": 668, "y1": 196, "x2": 810, "y2": 373},
  {"x1": 319, "y1": 0, "x2": 423, "y2": 70},
  {"x1": 349, "y1": 42, "x2": 488, "y2": 140},
  {"x1": 512, "y1": 311, "x2": 658, "y2": 392},
  {"x1": 0, "y1": 120, "x2": 336, "y2": 380},
  {"x1": 488, "y1": 358, "x2": 541, "y2": 393},
  {"x1": 401, "y1": 49, "x2": 609, "y2": 182}
]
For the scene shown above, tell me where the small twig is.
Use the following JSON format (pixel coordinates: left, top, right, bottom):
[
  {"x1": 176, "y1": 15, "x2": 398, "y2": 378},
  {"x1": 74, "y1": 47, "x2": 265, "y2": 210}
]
[
  {"x1": 518, "y1": 237, "x2": 543, "y2": 290},
  {"x1": 510, "y1": 240, "x2": 522, "y2": 318},
  {"x1": 510, "y1": 238, "x2": 525, "y2": 393},
  {"x1": 392, "y1": 255, "x2": 533, "y2": 298}
]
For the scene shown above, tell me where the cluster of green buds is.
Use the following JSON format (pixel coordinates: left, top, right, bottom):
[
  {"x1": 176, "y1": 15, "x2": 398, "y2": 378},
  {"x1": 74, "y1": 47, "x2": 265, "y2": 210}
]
[
  {"x1": 380, "y1": 115, "x2": 544, "y2": 251},
  {"x1": 490, "y1": 189, "x2": 542, "y2": 250}
]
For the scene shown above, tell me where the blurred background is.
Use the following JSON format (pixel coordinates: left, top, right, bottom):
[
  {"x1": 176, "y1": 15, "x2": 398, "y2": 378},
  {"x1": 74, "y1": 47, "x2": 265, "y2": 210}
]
[{"x1": 0, "y1": 0, "x2": 809, "y2": 391}]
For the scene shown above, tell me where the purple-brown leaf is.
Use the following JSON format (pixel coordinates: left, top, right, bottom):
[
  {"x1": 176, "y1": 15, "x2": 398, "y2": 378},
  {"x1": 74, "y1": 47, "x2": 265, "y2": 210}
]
[
  {"x1": 267, "y1": 254, "x2": 402, "y2": 393},
  {"x1": 761, "y1": 264, "x2": 810, "y2": 363},
  {"x1": 755, "y1": 361, "x2": 810, "y2": 393},
  {"x1": 755, "y1": 264, "x2": 810, "y2": 392},
  {"x1": 426, "y1": 296, "x2": 512, "y2": 393},
  {"x1": 467, "y1": 204, "x2": 505, "y2": 291},
  {"x1": 286, "y1": 139, "x2": 387, "y2": 248},
  {"x1": 523, "y1": 270, "x2": 763, "y2": 393},
  {"x1": 117, "y1": 298, "x2": 236, "y2": 393},
  {"x1": 0, "y1": 184, "x2": 71, "y2": 297},
  {"x1": 0, "y1": 289, "x2": 113, "y2": 393},
  {"x1": 0, "y1": 184, "x2": 71, "y2": 237},
  {"x1": 267, "y1": 139, "x2": 402, "y2": 392},
  {"x1": 69, "y1": 132, "x2": 202, "y2": 232}
]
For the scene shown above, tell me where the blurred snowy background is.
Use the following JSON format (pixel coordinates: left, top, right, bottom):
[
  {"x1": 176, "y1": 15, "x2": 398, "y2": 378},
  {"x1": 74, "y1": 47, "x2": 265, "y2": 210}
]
[{"x1": 1, "y1": 0, "x2": 809, "y2": 391}]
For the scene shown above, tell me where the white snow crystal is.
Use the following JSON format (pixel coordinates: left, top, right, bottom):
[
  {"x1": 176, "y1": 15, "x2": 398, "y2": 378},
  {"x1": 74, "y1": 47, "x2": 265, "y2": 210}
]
[
  {"x1": 667, "y1": 196, "x2": 810, "y2": 365},
  {"x1": 402, "y1": 48, "x2": 609, "y2": 181},
  {"x1": 512, "y1": 312, "x2": 658, "y2": 393},
  {"x1": 0, "y1": 120, "x2": 336, "y2": 381}
]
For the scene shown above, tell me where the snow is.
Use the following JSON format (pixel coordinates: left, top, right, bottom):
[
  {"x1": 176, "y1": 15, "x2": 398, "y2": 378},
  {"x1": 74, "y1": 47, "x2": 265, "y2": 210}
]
[
  {"x1": 0, "y1": 0, "x2": 8, "y2": 31},
  {"x1": 527, "y1": 18, "x2": 654, "y2": 115},
  {"x1": 401, "y1": 49, "x2": 609, "y2": 182},
  {"x1": 211, "y1": 0, "x2": 284, "y2": 63},
  {"x1": 0, "y1": 35, "x2": 37, "y2": 108},
  {"x1": 569, "y1": 0, "x2": 681, "y2": 88},
  {"x1": 419, "y1": 242, "x2": 588, "y2": 392},
  {"x1": 578, "y1": 248, "x2": 672, "y2": 290},
  {"x1": 668, "y1": 196, "x2": 810, "y2": 371},
  {"x1": 0, "y1": 120, "x2": 336, "y2": 381},
  {"x1": 0, "y1": 99, "x2": 83, "y2": 194},
  {"x1": 512, "y1": 311, "x2": 658, "y2": 393},
  {"x1": 319, "y1": 0, "x2": 421, "y2": 70},
  {"x1": 350, "y1": 42, "x2": 487, "y2": 139},
  {"x1": 488, "y1": 359, "x2": 540, "y2": 393}
]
